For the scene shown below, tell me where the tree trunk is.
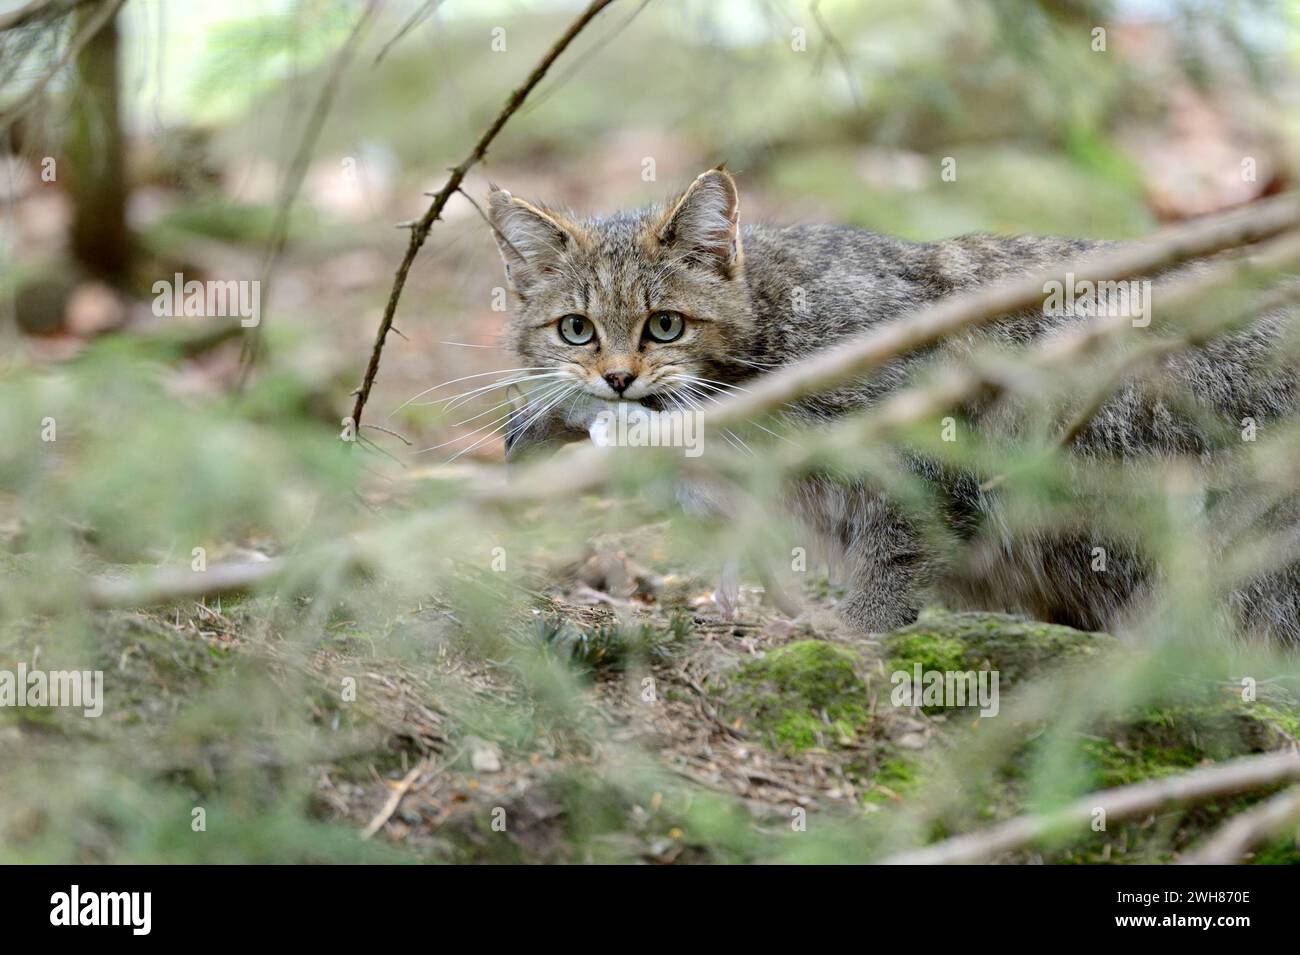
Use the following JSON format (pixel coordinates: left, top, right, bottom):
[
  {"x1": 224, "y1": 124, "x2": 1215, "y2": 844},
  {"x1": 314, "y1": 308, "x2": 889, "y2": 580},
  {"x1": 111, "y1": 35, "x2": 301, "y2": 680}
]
[{"x1": 66, "y1": 2, "x2": 130, "y2": 283}]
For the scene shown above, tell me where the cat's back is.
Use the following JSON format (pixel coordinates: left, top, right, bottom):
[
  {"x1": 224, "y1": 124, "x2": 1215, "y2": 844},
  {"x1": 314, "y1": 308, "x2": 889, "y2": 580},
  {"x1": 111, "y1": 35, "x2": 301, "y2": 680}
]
[
  {"x1": 741, "y1": 222, "x2": 1108, "y2": 327},
  {"x1": 749, "y1": 216, "x2": 1111, "y2": 275}
]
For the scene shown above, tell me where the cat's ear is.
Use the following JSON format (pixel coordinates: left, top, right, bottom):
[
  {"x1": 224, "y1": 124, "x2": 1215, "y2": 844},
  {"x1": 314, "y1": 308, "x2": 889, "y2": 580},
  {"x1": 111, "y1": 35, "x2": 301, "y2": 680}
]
[
  {"x1": 487, "y1": 186, "x2": 579, "y2": 295},
  {"x1": 655, "y1": 166, "x2": 742, "y2": 277}
]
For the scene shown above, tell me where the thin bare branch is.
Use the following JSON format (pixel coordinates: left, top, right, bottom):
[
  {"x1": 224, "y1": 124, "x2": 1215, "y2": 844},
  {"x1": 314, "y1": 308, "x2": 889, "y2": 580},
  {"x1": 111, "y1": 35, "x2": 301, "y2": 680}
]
[
  {"x1": 372, "y1": 0, "x2": 445, "y2": 67},
  {"x1": 809, "y1": 0, "x2": 862, "y2": 110},
  {"x1": 347, "y1": 0, "x2": 622, "y2": 433}
]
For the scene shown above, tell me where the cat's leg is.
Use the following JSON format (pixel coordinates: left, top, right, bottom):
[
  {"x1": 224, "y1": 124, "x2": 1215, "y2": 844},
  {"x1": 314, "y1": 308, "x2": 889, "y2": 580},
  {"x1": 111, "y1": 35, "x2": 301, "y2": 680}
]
[
  {"x1": 793, "y1": 477, "x2": 933, "y2": 632},
  {"x1": 1230, "y1": 493, "x2": 1300, "y2": 644},
  {"x1": 950, "y1": 526, "x2": 1149, "y2": 632},
  {"x1": 1208, "y1": 493, "x2": 1300, "y2": 645},
  {"x1": 1228, "y1": 563, "x2": 1300, "y2": 646}
]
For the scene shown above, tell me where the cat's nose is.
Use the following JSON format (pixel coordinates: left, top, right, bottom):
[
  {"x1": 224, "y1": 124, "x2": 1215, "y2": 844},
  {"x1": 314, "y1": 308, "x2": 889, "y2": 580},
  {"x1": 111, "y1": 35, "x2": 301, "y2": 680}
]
[{"x1": 603, "y1": 371, "x2": 636, "y2": 394}]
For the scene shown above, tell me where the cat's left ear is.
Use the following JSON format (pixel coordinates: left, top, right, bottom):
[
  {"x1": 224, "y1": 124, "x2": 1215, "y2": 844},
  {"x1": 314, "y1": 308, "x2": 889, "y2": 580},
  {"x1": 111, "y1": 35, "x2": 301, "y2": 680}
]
[{"x1": 655, "y1": 166, "x2": 742, "y2": 278}]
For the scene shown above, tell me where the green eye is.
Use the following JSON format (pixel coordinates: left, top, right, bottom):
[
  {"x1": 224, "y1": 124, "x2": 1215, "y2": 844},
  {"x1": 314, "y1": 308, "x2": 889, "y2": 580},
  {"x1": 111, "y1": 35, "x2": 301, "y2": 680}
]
[
  {"x1": 558, "y1": 314, "x2": 595, "y2": 345},
  {"x1": 645, "y1": 310, "x2": 685, "y2": 343}
]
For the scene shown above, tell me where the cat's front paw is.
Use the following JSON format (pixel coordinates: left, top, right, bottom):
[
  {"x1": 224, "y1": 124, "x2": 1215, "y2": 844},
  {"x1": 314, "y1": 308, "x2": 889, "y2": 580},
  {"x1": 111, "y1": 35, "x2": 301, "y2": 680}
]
[{"x1": 837, "y1": 590, "x2": 922, "y2": 634}]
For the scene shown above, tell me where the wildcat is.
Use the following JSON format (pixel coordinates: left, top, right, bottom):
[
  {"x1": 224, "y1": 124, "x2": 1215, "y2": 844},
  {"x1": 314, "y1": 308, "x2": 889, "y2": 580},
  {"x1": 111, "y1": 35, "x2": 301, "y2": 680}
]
[{"x1": 487, "y1": 168, "x2": 1300, "y2": 643}]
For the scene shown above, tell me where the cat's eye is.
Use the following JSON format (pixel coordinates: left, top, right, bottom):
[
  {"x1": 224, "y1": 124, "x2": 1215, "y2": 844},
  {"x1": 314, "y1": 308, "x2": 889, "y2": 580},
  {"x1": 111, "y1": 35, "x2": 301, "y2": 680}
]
[
  {"x1": 557, "y1": 314, "x2": 595, "y2": 345},
  {"x1": 645, "y1": 310, "x2": 685, "y2": 343}
]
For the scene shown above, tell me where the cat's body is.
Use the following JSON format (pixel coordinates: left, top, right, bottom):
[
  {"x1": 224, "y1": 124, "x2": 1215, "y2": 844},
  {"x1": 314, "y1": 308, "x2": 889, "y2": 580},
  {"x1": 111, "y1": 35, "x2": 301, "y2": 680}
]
[{"x1": 489, "y1": 169, "x2": 1300, "y2": 643}]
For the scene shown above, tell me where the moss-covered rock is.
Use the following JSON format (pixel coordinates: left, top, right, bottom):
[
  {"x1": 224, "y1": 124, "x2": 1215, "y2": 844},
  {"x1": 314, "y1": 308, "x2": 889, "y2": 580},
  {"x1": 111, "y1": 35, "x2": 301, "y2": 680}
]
[
  {"x1": 884, "y1": 608, "x2": 1117, "y2": 687},
  {"x1": 722, "y1": 641, "x2": 870, "y2": 752},
  {"x1": 1052, "y1": 700, "x2": 1298, "y2": 863}
]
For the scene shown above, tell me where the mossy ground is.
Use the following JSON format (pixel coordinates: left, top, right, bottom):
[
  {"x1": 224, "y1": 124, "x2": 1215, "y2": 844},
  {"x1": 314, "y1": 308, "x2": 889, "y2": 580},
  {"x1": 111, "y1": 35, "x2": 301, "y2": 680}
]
[
  {"x1": 721, "y1": 641, "x2": 872, "y2": 751},
  {"x1": 701, "y1": 606, "x2": 1299, "y2": 862}
]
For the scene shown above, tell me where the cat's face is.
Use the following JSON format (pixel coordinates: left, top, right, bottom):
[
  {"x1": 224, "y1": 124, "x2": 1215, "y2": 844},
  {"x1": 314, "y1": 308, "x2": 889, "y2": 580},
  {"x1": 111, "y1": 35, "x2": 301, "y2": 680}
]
[{"x1": 487, "y1": 169, "x2": 754, "y2": 415}]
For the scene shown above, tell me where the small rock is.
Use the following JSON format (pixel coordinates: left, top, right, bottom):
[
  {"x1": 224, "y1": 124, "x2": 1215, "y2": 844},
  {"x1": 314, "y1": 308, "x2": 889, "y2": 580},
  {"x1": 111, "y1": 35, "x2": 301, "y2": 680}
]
[{"x1": 466, "y1": 736, "x2": 502, "y2": 773}]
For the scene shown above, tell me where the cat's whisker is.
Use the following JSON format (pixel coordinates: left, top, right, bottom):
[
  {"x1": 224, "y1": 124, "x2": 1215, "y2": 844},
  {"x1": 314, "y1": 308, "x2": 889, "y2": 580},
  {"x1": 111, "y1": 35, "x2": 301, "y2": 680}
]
[
  {"x1": 450, "y1": 391, "x2": 538, "y2": 428},
  {"x1": 474, "y1": 383, "x2": 581, "y2": 458},
  {"x1": 674, "y1": 373, "x2": 751, "y2": 394},
  {"x1": 665, "y1": 376, "x2": 794, "y2": 445},
  {"x1": 429, "y1": 372, "x2": 566, "y2": 412},
  {"x1": 391, "y1": 367, "x2": 554, "y2": 417},
  {"x1": 447, "y1": 382, "x2": 578, "y2": 463},
  {"x1": 666, "y1": 386, "x2": 754, "y2": 457},
  {"x1": 450, "y1": 399, "x2": 517, "y2": 429},
  {"x1": 447, "y1": 381, "x2": 569, "y2": 435},
  {"x1": 414, "y1": 382, "x2": 570, "y2": 454},
  {"x1": 441, "y1": 373, "x2": 568, "y2": 412}
]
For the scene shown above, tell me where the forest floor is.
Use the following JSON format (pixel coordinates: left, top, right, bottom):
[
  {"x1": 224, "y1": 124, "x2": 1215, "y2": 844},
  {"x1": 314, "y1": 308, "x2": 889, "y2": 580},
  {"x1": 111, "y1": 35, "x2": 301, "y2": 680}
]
[{"x1": 9, "y1": 502, "x2": 1295, "y2": 865}]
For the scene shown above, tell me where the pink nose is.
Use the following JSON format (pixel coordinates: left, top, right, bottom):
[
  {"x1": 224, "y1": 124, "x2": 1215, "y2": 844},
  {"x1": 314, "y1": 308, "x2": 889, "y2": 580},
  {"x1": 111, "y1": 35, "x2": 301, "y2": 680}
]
[{"x1": 604, "y1": 371, "x2": 636, "y2": 394}]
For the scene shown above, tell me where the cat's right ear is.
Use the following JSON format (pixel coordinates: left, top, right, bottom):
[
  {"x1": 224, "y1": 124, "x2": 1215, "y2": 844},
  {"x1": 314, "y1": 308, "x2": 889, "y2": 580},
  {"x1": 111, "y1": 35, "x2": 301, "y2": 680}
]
[{"x1": 487, "y1": 186, "x2": 577, "y2": 296}]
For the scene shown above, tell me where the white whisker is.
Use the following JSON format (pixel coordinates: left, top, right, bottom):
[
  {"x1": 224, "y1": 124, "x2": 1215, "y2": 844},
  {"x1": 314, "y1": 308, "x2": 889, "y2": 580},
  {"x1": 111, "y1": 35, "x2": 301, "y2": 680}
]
[
  {"x1": 447, "y1": 382, "x2": 578, "y2": 463},
  {"x1": 390, "y1": 367, "x2": 554, "y2": 417},
  {"x1": 666, "y1": 386, "x2": 753, "y2": 456},
  {"x1": 441, "y1": 372, "x2": 567, "y2": 412},
  {"x1": 665, "y1": 375, "x2": 793, "y2": 445},
  {"x1": 414, "y1": 382, "x2": 570, "y2": 454}
]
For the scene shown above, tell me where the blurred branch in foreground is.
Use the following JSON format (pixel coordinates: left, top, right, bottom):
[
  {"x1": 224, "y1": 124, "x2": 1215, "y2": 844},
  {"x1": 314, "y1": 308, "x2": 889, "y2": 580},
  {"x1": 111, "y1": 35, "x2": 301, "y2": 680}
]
[
  {"x1": 472, "y1": 195, "x2": 1300, "y2": 508},
  {"x1": 881, "y1": 750, "x2": 1300, "y2": 864},
  {"x1": 1181, "y1": 785, "x2": 1300, "y2": 864},
  {"x1": 0, "y1": 0, "x2": 95, "y2": 33},
  {"x1": 0, "y1": 0, "x2": 124, "y2": 135}
]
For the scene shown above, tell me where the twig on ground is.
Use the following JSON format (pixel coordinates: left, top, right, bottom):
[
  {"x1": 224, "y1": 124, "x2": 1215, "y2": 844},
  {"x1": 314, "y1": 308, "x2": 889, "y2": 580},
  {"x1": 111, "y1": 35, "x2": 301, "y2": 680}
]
[
  {"x1": 879, "y1": 750, "x2": 1300, "y2": 864},
  {"x1": 347, "y1": 0, "x2": 621, "y2": 434},
  {"x1": 361, "y1": 757, "x2": 433, "y2": 839},
  {"x1": 679, "y1": 668, "x2": 748, "y2": 740}
]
